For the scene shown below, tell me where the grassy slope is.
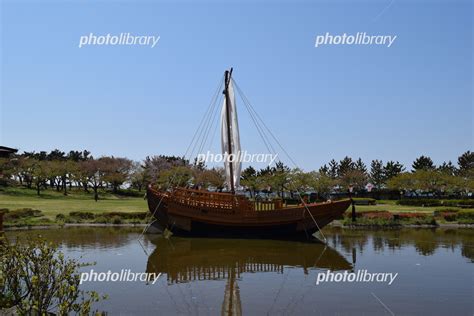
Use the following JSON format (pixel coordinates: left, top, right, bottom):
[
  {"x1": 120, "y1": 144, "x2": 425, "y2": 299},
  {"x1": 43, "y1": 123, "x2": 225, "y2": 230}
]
[{"x1": 0, "y1": 187, "x2": 147, "y2": 220}]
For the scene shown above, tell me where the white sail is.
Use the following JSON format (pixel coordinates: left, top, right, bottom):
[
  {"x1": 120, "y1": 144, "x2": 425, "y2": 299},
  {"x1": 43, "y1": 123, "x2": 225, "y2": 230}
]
[{"x1": 220, "y1": 80, "x2": 242, "y2": 191}]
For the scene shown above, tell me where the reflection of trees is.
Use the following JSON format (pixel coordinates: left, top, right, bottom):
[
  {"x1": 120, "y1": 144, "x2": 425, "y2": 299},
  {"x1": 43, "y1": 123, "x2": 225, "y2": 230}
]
[
  {"x1": 322, "y1": 227, "x2": 474, "y2": 261},
  {"x1": 5, "y1": 227, "x2": 143, "y2": 250}
]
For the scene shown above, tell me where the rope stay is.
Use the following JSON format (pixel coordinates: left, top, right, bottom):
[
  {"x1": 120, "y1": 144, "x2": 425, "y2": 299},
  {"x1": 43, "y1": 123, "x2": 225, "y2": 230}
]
[{"x1": 233, "y1": 78, "x2": 327, "y2": 243}]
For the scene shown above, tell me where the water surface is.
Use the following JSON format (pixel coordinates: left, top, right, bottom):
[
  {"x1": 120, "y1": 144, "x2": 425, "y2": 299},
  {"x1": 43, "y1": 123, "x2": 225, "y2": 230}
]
[{"x1": 6, "y1": 227, "x2": 474, "y2": 315}]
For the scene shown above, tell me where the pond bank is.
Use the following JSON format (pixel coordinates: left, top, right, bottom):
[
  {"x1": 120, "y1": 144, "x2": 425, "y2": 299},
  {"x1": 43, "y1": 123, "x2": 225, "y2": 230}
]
[{"x1": 4, "y1": 220, "x2": 473, "y2": 231}]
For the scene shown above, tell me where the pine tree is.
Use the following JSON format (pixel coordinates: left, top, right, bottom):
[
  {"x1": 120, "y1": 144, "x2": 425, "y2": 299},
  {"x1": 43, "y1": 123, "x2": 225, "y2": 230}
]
[
  {"x1": 328, "y1": 159, "x2": 338, "y2": 179},
  {"x1": 412, "y1": 155, "x2": 435, "y2": 171},
  {"x1": 369, "y1": 159, "x2": 385, "y2": 189},
  {"x1": 384, "y1": 161, "x2": 405, "y2": 180},
  {"x1": 338, "y1": 156, "x2": 354, "y2": 177},
  {"x1": 457, "y1": 151, "x2": 474, "y2": 176}
]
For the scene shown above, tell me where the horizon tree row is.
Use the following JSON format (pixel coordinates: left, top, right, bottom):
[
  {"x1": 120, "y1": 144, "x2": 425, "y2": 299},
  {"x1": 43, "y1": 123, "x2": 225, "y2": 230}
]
[{"x1": 0, "y1": 149, "x2": 472, "y2": 200}]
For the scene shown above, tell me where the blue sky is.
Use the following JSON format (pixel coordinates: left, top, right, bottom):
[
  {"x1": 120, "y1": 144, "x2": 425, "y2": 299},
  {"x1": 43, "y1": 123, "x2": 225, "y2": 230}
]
[{"x1": 1, "y1": 0, "x2": 472, "y2": 170}]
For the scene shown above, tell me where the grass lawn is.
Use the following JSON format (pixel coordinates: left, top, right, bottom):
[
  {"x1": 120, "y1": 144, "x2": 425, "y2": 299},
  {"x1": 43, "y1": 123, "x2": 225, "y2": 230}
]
[
  {"x1": 354, "y1": 203, "x2": 454, "y2": 214},
  {"x1": 0, "y1": 187, "x2": 147, "y2": 220}
]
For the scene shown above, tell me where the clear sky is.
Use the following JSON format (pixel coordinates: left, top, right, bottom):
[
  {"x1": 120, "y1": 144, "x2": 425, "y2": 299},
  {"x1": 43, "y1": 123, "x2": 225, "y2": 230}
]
[{"x1": 1, "y1": 0, "x2": 472, "y2": 171}]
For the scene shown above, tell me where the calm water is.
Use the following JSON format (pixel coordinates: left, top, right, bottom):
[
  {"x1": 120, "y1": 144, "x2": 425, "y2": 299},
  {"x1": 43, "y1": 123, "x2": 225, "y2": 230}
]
[{"x1": 5, "y1": 227, "x2": 474, "y2": 315}]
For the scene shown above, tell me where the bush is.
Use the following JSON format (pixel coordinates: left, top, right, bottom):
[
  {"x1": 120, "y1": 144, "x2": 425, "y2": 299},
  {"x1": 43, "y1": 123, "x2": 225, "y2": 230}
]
[
  {"x1": 93, "y1": 216, "x2": 108, "y2": 224},
  {"x1": 102, "y1": 212, "x2": 147, "y2": 220},
  {"x1": 397, "y1": 199, "x2": 442, "y2": 207},
  {"x1": 4, "y1": 208, "x2": 42, "y2": 220},
  {"x1": 115, "y1": 189, "x2": 144, "y2": 197},
  {"x1": 111, "y1": 216, "x2": 123, "y2": 225},
  {"x1": 456, "y1": 210, "x2": 474, "y2": 223},
  {"x1": 440, "y1": 212, "x2": 457, "y2": 222},
  {"x1": 0, "y1": 237, "x2": 106, "y2": 314},
  {"x1": 68, "y1": 211, "x2": 95, "y2": 220},
  {"x1": 352, "y1": 198, "x2": 377, "y2": 205},
  {"x1": 398, "y1": 199, "x2": 474, "y2": 208},
  {"x1": 55, "y1": 213, "x2": 66, "y2": 221}
]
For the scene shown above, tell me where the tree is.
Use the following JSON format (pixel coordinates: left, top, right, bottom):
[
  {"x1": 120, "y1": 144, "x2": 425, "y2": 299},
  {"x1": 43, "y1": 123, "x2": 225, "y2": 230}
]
[
  {"x1": 67, "y1": 150, "x2": 91, "y2": 162},
  {"x1": 310, "y1": 172, "x2": 335, "y2": 199},
  {"x1": 369, "y1": 160, "x2": 385, "y2": 189},
  {"x1": 412, "y1": 155, "x2": 435, "y2": 171},
  {"x1": 327, "y1": 159, "x2": 338, "y2": 179},
  {"x1": 240, "y1": 166, "x2": 259, "y2": 197},
  {"x1": 387, "y1": 170, "x2": 462, "y2": 194},
  {"x1": 80, "y1": 159, "x2": 107, "y2": 201},
  {"x1": 0, "y1": 158, "x2": 14, "y2": 185},
  {"x1": 30, "y1": 160, "x2": 50, "y2": 196},
  {"x1": 338, "y1": 156, "x2": 354, "y2": 177},
  {"x1": 100, "y1": 157, "x2": 132, "y2": 193},
  {"x1": 143, "y1": 155, "x2": 188, "y2": 183},
  {"x1": 157, "y1": 165, "x2": 193, "y2": 188},
  {"x1": 339, "y1": 169, "x2": 367, "y2": 191},
  {"x1": 318, "y1": 164, "x2": 329, "y2": 176},
  {"x1": 383, "y1": 161, "x2": 405, "y2": 180},
  {"x1": 266, "y1": 162, "x2": 291, "y2": 198},
  {"x1": 457, "y1": 151, "x2": 473, "y2": 177},
  {"x1": 354, "y1": 158, "x2": 367, "y2": 174},
  {"x1": 438, "y1": 161, "x2": 457, "y2": 176},
  {"x1": 130, "y1": 161, "x2": 146, "y2": 192},
  {"x1": 194, "y1": 167, "x2": 225, "y2": 190},
  {"x1": 287, "y1": 168, "x2": 313, "y2": 193}
]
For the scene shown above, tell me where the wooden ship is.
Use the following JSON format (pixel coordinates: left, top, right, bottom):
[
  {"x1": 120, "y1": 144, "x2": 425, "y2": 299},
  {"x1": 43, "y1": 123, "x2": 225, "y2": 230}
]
[{"x1": 147, "y1": 68, "x2": 351, "y2": 238}]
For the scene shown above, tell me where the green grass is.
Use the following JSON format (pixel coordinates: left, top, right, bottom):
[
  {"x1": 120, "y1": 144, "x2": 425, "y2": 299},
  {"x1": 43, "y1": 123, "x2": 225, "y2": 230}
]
[
  {"x1": 0, "y1": 187, "x2": 147, "y2": 220},
  {"x1": 354, "y1": 202, "x2": 461, "y2": 214}
]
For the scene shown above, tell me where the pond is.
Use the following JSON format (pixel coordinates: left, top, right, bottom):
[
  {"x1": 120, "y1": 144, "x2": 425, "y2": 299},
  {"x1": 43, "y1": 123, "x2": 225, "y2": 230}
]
[{"x1": 5, "y1": 227, "x2": 473, "y2": 315}]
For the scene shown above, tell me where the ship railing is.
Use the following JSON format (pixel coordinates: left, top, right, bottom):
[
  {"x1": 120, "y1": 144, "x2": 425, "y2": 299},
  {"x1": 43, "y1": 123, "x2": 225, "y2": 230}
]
[
  {"x1": 172, "y1": 188, "x2": 237, "y2": 210},
  {"x1": 253, "y1": 199, "x2": 283, "y2": 211}
]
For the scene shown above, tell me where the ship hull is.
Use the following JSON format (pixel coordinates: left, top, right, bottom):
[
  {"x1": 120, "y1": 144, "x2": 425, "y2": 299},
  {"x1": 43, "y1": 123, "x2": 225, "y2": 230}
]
[{"x1": 147, "y1": 186, "x2": 351, "y2": 239}]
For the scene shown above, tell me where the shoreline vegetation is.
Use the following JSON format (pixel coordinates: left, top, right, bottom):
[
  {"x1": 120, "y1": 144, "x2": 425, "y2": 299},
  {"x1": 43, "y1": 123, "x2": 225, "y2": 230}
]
[{"x1": 1, "y1": 187, "x2": 473, "y2": 230}]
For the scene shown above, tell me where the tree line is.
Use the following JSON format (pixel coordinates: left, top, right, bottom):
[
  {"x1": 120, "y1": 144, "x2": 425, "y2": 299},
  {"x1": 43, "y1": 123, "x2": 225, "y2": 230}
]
[{"x1": 0, "y1": 149, "x2": 472, "y2": 200}]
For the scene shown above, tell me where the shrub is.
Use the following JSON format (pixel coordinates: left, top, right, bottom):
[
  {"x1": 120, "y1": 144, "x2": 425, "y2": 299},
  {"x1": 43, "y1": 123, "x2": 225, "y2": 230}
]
[
  {"x1": 440, "y1": 212, "x2": 457, "y2": 222},
  {"x1": 55, "y1": 213, "x2": 66, "y2": 221},
  {"x1": 360, "y1": 211, "x2": 392, "y2": 219},
  {"x1": 115, "y1": 189, "x2": 144, "y2": 197},
  {"x1": 433, "y1": 208, "x2": 460, "y2": 216},
  {"x1": 456, "y1": 210, "x2": 474, "y2": 223},
  {"x1": 68, "y1": 211, "x2": 95, "y2": 220},
  {"x1": 111, "y1": 216, "x2": 123, "y2": 225},
  {"x1": 0, "y1": 237, "x2": 106, "y2": 314},
  {"x1": 397, "y1": 199, "x2": 442, "y2": 207},
  {"x1": 93, "y1": 216, "x2": 108, "y2": 224},
  {"x1": 397, "y1": 199, "x2": 474, "y2": 208},
  {"x1": 4, "y1": 208, "x2": 42, "y2": 220},
  {"x1": 102, "y1": 212, "x2": 147, "y2": 220},
  {"x1": 352, "y1": 198, "x2": 377, "y2": 205}
]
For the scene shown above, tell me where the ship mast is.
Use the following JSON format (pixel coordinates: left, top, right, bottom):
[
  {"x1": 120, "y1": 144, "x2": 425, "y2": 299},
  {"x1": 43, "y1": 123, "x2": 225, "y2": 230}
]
[{"x1": 224, "y1": 68, "x2": 235, "y2": 194}]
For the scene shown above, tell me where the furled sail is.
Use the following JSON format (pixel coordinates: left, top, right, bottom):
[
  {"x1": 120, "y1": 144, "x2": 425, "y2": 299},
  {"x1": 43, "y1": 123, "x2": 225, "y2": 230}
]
[{"x1": 221, "y1": 79, "x2": 242, "y2": 191}]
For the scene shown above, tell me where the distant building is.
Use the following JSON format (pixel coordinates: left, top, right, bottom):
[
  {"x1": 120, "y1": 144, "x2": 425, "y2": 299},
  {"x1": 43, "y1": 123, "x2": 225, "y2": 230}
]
[{"x1": 0, "y1": 146, "x2": 18, "y2": 158}]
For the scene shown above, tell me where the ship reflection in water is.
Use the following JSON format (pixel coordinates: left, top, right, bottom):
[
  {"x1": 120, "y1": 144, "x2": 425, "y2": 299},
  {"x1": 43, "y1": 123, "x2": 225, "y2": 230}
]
[
  {"x1": 145, "y1": 237, "x2": 352, "y2": 315},
  {"x1": 5, "y1": 227, "x2": 473, "y2": 315}
]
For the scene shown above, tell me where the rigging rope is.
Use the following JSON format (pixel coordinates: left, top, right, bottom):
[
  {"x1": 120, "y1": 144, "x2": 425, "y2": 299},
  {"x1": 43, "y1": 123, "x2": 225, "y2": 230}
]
[{"x1": 233, "y1": 78, "x2": 327, "y2": 243}]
